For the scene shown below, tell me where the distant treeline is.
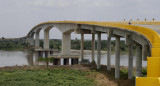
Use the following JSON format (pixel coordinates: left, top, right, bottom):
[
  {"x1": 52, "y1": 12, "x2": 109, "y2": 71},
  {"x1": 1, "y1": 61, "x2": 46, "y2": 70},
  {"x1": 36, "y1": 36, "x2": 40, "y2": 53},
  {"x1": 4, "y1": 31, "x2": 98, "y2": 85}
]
[
  {"x1": 39, "y1": 38, "x2": 136, "y2": 52},
  {"x1": 0, "y1": 38, "x2": 136, "y2": 52}
]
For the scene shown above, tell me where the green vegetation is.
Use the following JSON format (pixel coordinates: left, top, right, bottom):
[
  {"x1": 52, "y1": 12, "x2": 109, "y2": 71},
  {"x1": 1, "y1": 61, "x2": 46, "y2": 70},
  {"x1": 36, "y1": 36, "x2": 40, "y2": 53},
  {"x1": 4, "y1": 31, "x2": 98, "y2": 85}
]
[
  {"x1": 39, "y1": 57, "x2": 54, "y2": 68},
  {"x1": 0, "y1": 68, "x2": 97, "y2": 86},
  {"x1": 0, "y1": 38, "x2": 136, "y2": 52},
  {"x1": 0, "y1": 40, "x2": 27, "y2": 51}
]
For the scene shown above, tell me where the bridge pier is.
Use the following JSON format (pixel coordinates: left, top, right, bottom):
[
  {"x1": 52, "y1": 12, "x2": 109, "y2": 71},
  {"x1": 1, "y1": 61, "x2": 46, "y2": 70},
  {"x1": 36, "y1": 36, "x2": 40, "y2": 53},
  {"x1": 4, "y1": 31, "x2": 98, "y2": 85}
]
[
  {"x1": 142, "y1": 45, "x2": 147, "y2": 61},
  {"x1": 81, "y1": 33, "x2": 84, "y2": 59},
  {"x1": 44, "y1": 30, "x2": 49, "y2": 49},
  {"x1": 62, "y1": 33, "x2": 71, "y2": 55},
  {"x1": 107, "y1": 35, "x2": 111, "y2": 70},
  {"x1": 35, "y1": 32, "x2": 40, "y2": 47},
  {"x1": 136, "y1": 44, "x2": 142, "y2": 77},
  {"x1": 61, "y1": 58, "x2": 64, "y2": 65},
  {"x1": 97, "y1": 33, "x2": 101, "y2": 69},
  {"x1": 115, "y1": 36, "x2": 120, "y2": 79},
  {"x1": 92, "y1": 32, "x2": 95, "y2": 62},
  {"x1": 125, "y1": 35, "x2": 134, "y2": 79},
  {"x1": 128, "y1": 43, "x2": 134, "y2": 79}
]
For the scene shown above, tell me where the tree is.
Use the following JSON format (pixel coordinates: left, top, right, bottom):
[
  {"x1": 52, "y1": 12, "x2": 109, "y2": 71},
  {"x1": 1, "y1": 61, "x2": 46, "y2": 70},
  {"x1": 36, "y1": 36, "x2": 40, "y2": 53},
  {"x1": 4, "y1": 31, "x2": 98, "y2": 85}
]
[{"x1": 39, "y1": 57, "x2": 54, "y2": 68}]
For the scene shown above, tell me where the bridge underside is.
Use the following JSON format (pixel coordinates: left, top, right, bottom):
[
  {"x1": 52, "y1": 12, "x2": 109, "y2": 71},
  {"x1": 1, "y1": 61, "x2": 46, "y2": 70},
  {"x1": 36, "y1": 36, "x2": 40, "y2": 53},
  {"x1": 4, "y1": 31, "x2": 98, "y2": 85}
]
[{"x1": 25, "y1": 21, "x2": 160, "y2": 85}]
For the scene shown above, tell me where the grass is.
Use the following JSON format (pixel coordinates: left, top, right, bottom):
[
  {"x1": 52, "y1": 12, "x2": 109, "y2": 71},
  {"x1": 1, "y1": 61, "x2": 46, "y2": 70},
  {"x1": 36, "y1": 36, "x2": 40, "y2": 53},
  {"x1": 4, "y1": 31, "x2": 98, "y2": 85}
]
[{"x1": 0, "y1": 68, "x2": 97, "y2": 86}]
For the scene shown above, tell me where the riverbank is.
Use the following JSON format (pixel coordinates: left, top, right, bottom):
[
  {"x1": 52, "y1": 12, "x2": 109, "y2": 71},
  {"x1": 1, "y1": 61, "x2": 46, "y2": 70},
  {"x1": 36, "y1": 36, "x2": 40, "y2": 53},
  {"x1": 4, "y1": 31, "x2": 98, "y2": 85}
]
[{"x1": 0, "y1": 65, "x2": 138, "y2": 86}]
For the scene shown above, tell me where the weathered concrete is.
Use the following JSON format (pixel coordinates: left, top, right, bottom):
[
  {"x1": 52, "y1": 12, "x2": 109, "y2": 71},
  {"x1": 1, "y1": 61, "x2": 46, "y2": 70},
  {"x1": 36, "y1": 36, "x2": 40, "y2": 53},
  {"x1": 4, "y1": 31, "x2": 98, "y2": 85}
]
[
  {"x1": 126, "y1": 35, "x2": 134, "y2": 79},
  {"x1": 61, "y1": 58, "x2": 64, "y2": 65},
  {"x1": 44, "y1": 30, "x2": 49, "y2": 49},
  {"x1": 107, "y1": 36, "x2": 111, "y2": 70},
  {"x1": 128, "y1": 43, "x2": 134, "y2": 79},
  {"x1": 97, "y1": 33, "x2": 101, "y2": 69},
  {"x1": 62, "y1": 33, "x2": 71, "y2": 55},
  {"x1": 115, "y1": 36, "x2": 120, "y2": 79},
  {"x1": 136, "y1": 44, "x2": 142, "y2": 77},
  {"x1": 92, "y1": 32, "x2": 95, "y2": 62},
  {"x1": 142, "y1": 45, "x2": 147, "y2": 61},
  {"x1": 69, "y1": 58, "x2": 71, "y2": 65},
  {"x1": 35, "y1": 32, "x2": 40, "y2": 47},
  {"x1": 81, "y1": 33, "x2": 84, "y2": 59}
]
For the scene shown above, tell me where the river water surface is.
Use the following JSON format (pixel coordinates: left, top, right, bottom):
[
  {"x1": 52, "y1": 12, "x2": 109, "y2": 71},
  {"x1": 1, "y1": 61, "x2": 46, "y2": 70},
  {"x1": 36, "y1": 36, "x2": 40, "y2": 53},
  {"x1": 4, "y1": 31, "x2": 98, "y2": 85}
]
[{"x1": 0, "y1": 50, "x2": 147, "y2": 67}]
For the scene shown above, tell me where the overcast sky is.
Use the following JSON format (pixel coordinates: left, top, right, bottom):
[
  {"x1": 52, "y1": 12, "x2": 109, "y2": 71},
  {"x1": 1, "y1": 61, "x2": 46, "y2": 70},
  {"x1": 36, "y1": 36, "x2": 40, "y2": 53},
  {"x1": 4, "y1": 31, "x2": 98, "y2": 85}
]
[{"x1": 0, "y1": 0, "x2": 160, "y2": 39}]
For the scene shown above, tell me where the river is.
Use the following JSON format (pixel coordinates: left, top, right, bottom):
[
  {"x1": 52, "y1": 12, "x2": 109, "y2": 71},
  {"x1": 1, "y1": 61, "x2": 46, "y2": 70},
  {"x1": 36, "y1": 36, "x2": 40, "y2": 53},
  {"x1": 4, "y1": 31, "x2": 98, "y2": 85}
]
[{"x1": 0, "y1": 50, "x2": 147, "y2": 67}]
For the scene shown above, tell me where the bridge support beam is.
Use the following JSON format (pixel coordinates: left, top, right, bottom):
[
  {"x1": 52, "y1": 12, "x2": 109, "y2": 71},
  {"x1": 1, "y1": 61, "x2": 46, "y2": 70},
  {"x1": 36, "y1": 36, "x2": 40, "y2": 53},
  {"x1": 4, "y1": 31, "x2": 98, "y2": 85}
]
[
  {"x1": 35, "y1": 32, "x2": 40, "y2": 47},
  {"x1": 61, "y1": 58, "x2": 64, "y2": 65},
  {"x1": 44, "y1": 30, "x2": 49, "y2": 49},
  {"x1": 81, "y1": 33, "x2": 84, "y2": 59},
  {"x1": 107, "y1": 36, "x2": 111, "y2": 70},
  {"x1": 62, "y1": 33, "x2": 71, "y2": 55},
  {"x1": 97, "y1": 33, "x2": 101, "y2": 69},
  {"x1": 126, "y1": 35, "x2": 134, "y2": 79},
  {"x1": 92, "y1": 32, "x2": 95, "y2": 62},
  {"x1": 128, "y1": 43, "x2": 134, "y2": 79},
  {"x1": 115, "y1": 36, "x2": 120, "y2": 79},
  {"x1": 136, "y1": 44, "x2": 142, "y2": 77},
  {"x1": 142, "y1": 45, "x2": 147, "y2": 61}
]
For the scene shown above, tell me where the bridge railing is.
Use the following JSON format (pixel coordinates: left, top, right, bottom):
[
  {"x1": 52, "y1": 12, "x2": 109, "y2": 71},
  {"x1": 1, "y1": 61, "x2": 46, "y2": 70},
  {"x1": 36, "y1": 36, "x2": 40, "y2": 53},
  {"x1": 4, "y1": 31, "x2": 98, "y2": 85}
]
[{"x1": 112, "y1": 21, "x2": 160, "y2": 26}]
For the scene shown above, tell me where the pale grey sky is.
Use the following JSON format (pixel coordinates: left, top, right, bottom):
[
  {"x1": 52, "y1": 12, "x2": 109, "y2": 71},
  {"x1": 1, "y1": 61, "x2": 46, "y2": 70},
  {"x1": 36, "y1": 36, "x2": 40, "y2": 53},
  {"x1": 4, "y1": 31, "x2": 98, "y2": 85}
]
[{"x1": 0, "y1": 0, "x2": 159, "y2": 39}]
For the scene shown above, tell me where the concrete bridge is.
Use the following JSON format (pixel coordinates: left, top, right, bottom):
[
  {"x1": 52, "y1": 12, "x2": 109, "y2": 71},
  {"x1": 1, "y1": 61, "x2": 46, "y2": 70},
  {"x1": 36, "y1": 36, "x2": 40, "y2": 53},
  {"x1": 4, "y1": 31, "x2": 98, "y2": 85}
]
[{"x1": 5, "y1": 21, "x2": 160, "y2": 86}]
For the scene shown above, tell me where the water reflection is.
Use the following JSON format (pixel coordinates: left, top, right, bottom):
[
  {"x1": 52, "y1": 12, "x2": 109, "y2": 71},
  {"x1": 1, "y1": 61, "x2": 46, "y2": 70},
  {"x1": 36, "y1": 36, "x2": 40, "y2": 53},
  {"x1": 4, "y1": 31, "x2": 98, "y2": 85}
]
[{"x1": 0, "y1": 50, "x2": 147, "y2": 67}]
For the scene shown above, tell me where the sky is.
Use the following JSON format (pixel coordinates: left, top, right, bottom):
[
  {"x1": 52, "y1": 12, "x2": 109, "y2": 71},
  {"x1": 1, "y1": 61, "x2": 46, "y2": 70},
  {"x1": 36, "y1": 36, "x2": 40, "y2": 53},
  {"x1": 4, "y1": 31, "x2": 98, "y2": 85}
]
[{"x1": 0, "y1": 0, "x2": 160, "y2": 39}]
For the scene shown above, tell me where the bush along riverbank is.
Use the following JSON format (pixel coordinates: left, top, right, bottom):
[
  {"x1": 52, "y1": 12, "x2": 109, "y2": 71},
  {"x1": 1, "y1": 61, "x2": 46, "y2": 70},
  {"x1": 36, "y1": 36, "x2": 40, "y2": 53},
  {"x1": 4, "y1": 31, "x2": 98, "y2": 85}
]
[{"x1": 0, "y1": 65, "x2": 144, "y2": 86}]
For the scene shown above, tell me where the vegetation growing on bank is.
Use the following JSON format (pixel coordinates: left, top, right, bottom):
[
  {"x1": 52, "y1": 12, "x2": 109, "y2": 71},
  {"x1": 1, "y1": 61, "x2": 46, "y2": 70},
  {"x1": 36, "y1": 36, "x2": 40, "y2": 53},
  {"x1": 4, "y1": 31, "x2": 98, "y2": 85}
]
[
  {"x1": 0, "y1": 67, "x2": 97, "y2": 86},
  {"x1": 0, "y1": 65, "x2": 139, "y2": 86}
]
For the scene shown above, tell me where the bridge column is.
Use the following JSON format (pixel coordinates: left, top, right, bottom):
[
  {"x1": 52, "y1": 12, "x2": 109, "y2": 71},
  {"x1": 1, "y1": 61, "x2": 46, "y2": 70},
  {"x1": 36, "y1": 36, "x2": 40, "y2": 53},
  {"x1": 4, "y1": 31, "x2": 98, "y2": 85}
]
[
  {"x1": 126, "y1": 35, "x2": 134, "y2": 79},
  {"x1": 44, "y1": 30, "x2": 49, "y2": 49},
  {"x1": 35, "y1": 32, "x2": 40, "y2": 47},
  {"x1": 62, "y1": 33, "x2": 71, "y2": 55},
  {"x1": 92, "y1": 32, "x2": 95, "y2": 62},
  {"x1": 81, "y1": 33, "x2": 84, "y2": 59},
  {"x1": 128, "y1": 43, "x2": 134, "y2": 79},
  {"x1": 115, "y1": 36, "x2": 120, "y2": 79},
  {"x1": 107, "y1": 35, "x2": 111, "y2": 70},
  {"x1": 61, "y1": 58, "x2": 64, "y2": 65},
  {"x1": 142, "y1": 45, "x2": 147, "y2": 61},
  {"x1": 97, "y1": 33, "x2": 101, "y2": 69},
  {"x1": 136, "y1": 44, "x2": 142, "y2": 77}
]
